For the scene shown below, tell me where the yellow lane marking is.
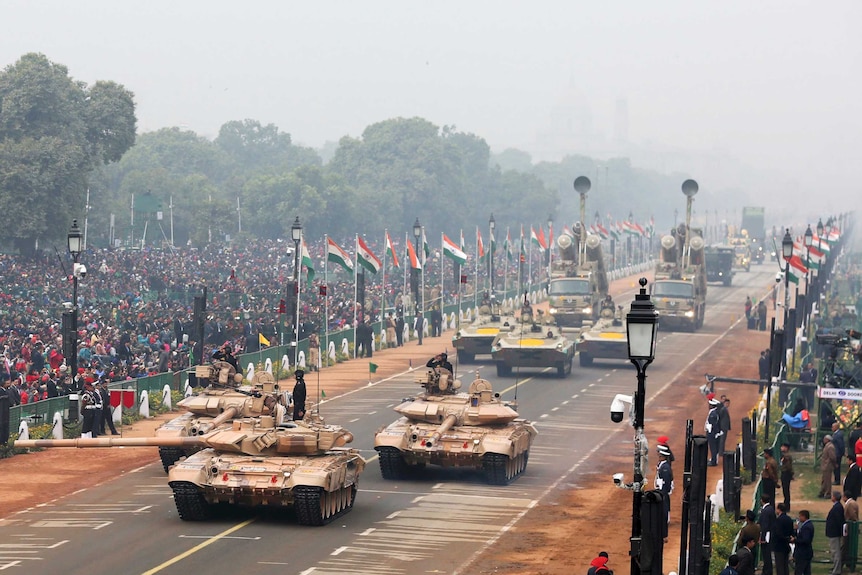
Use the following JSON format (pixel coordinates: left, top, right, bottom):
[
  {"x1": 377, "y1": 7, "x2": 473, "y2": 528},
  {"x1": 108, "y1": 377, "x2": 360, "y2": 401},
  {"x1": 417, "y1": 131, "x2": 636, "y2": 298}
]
[{"x1": 140, "y1": 518, "x2": 256, "y2": 574}]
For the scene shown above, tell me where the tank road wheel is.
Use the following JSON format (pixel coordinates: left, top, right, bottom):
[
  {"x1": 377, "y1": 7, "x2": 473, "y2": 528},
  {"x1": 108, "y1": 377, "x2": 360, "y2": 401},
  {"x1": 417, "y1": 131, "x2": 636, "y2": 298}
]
[
  {"x1": 170, "y1": 482, "x2": 211, "y2": 521},
  {"x1": 579, "y1": 352, "x2": 593, "y2": 367},
  {"x1": 496, "y1": 363, "x2": 512, "y2": 377},
  {"x1": 295, "y1": 485, "x2": 357, "y2": 526},
  {"x1": 457, "y1": 350, "x2": 475, "y2": 364},
  {"x1": 377, "y1": 446, "x2": 408, "y2": 480},
  {"x1": 159, "y1": 447, "x2": 184, "y2": 473}
]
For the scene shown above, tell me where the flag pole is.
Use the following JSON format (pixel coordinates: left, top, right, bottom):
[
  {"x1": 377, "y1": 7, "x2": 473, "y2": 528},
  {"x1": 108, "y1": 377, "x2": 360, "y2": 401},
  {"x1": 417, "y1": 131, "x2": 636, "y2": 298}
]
[
  {"x1": 403, "y1": 232, "x2": 409, "y2": 312},
  {"x1": 353, "y1": 234, "x2": 358, "y2": 359},
  {"x1": 504, "y1": 226, "x2": 510, "y2": 309},
  {"x1": 382, "y1": 228, "x2": 388, "y2": 316},
  {"x1": 440, "y1": 231, "x2": 445, "y2": 323},
  {"x1": 421, "y1": 227, "x2": 426, "y2": 318},
  {"x1": 474, "y1": 227, "x2": 479, "y2": 311},
  {"x1": 528, "y1": 227, "x2": 533, "y2": 289},
  {"x1": 295, "y1": 235, "x2": 303, "y2": 369},
  {"x1": 324, "y1": 235, "x2": 329, "y2": 371}
]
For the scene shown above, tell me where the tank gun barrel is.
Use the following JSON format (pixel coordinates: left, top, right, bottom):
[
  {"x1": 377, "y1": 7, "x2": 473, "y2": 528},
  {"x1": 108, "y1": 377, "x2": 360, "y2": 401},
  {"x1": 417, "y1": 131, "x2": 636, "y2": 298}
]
[
  {"x1": 192, "y1": 405, "x2": 239, "y2": 435},
  {"x1": 423, "y1": 413, "x2": 458, "y2": 447},
  {"x1": 15, "y1": 436, "x2": 205, "y2": 449}
]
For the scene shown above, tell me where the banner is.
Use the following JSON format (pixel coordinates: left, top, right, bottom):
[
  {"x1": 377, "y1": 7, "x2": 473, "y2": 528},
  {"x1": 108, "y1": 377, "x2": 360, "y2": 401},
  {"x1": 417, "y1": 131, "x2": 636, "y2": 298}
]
[{"x1": 818, "y1": 387, "x2": 862, "y2": 400}]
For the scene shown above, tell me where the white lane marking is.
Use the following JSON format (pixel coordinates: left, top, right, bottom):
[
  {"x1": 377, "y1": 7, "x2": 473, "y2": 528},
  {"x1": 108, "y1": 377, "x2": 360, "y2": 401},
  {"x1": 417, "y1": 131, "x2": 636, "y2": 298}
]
[
  {"x1": 561, "y1": 400, "x2": 569, "y2": 405},
  {"x1": 386, "y1": 511, "x2": 401, "y2": 519},
  {"x1": 551, "y1": 407, "x2": 560, "y2": 412},
  {"x1": 368, "y1": 411, "x2": 377, "y2": 415},
  {"x1": 539, "y1": 414, "x2": 549, "y2": 418},
  {"x1": 359, "y1": 528, "x2": 376, "y2": 536},
  {"x1": 571, "y1": 394, "x2": 579, "y2": 399},
  {"x1": 349, "y1": 418, "x2": 360, "y2": 423},
  {"x1": 179, "y1": 535, "x2": 261, "y2": 540},
  {"x1": 331, "y1": 546, "x2": 348, "y2": 556},
  {"x1": 411, "y1": 496, "x2": 425, "y2": 503},
  {"x1": 258, "y1": 562, "x2": 290, "y2": 565}
]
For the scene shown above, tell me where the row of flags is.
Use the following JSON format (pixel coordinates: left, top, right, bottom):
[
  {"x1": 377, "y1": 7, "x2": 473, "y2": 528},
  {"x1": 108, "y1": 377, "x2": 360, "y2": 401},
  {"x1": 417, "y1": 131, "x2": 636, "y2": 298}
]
[
  {"x1": 295, "y1": 216, "x2": 663, "y2": 284},
  {"x1": 786, "y1": 225, "x2": 841, "y2": 284}
]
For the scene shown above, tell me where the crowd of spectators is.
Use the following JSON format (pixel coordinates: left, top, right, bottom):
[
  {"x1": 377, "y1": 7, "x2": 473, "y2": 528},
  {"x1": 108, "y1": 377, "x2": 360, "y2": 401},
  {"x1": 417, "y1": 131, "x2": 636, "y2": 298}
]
[{"x1": 1, "y1": 234, "x2": 518, "y2": 407}]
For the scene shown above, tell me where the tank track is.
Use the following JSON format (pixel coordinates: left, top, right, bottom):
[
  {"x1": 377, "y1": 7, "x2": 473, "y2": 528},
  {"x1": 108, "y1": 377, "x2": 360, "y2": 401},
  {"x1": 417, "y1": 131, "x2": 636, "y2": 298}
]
[
  {"x1": 170, "y1": 481, "x2": 211, "y2": 521},
  {"x1": 294, "y1": 485, "x2": 357, "y2": 526},
  {"x1": 159, "y1": 447, "x2": 184, "y2": 473},
  {"x1": 482, "y1": 450, "x2": 530, "y2": 485},
  {"x1": 377, "y1": 446, "x2": 408, "y2": 480}
]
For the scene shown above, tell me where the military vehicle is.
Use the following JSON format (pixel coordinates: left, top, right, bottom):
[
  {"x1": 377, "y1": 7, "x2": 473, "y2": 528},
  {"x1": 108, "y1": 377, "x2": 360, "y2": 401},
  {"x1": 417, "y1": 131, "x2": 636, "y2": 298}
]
[
  {"x1": 16, "y1": 414, "x2": 365, "y2": 525},
  {"x1": 652, "y1": 225, "x2": 707, "y2": 331},
  {"x1": 374, "y1": 368, "x2": 537, "y2": 485},
  {"x1": 577, "y1": 305, "x2": 628, "y2": 366},
  {"x1": 741, "y1": 206, "x2": 766, "y2": 264},
  {"x1": 704, "y1": 245, "x2": 735, "y2": 286},
  {"x1": 547, "y1": 231, "x2": 609, "y2": 327},
  {"x1": 729, "y1": 235, "x2": 751, "y2": 272},
  {"x1": 491, "y1": 302, "x2": 576, "y2": 377},
  {"x1": 156, "y1": 362, "x2": 289, "y2": 472},
  {"x1": 451, "y1": 295, "x2": 515, "y2": 363}
]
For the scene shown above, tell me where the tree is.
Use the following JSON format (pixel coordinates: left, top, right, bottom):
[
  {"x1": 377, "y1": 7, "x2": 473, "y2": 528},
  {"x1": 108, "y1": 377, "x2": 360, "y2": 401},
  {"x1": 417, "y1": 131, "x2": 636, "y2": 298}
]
[{"x1": 0, "y1": 53, "x2": 136, "y2": 254}]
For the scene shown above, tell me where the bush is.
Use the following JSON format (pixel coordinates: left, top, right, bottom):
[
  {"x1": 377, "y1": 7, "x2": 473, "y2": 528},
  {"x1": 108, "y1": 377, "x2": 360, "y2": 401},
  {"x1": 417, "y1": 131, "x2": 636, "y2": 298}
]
[{"x1": 710, "y1": 510, "x2": 742, "y2": 575}]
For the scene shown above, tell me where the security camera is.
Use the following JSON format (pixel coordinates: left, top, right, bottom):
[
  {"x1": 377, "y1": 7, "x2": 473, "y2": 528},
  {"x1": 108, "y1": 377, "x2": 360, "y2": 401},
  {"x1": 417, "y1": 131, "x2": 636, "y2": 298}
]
[
  {"x1": 610, "y1": 394, "x2": 633, "y2": 423},
  {"x1": 775, "y1": 272, "x2": 782, "y2": 283},
  {"x1": 61, "y1": 301, "x2": 73, "y2": 310},
  {"x1": 613, "y1": 472, "x2": 624, "y2": 485},
  {"x1": 73, "y1": 263, "x2": 87, "y2": 279}
]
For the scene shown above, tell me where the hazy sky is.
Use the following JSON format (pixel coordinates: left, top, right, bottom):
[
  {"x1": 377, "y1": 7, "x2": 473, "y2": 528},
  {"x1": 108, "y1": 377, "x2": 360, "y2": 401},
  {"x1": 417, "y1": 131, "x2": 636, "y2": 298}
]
[{"x1": 3, "y1": 1, "x2": 861, "y2": 210}]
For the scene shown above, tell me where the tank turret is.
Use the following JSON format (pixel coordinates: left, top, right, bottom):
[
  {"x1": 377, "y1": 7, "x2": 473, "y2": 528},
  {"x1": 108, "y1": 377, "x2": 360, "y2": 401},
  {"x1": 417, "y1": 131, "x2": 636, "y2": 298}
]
[
  {"x1": 374, "y1": 376, "x2": 537, "y2": 485},
  {"x1": 16, "y1": 416, "x2": 365, "y2": 525}
]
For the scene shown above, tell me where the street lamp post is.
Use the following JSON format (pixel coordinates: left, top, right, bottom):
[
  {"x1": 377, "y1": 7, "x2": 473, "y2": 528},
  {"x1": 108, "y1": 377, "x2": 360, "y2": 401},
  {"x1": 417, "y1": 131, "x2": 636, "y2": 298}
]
[
  {"x1": 573, "y1": 176, "x2": 592, "y2": 266},
  {"x1": 780, "y1": 229, "x2": 794, "y2": 378},
  {"x1": 67, "y1": 219, "x2": 83, "y2": 390},
  {"x1": 626, "y1": 277, "x2": 659, "y2": 575},
  {"x1": 413, "y1": 218, "x2": 422, "y2": 313},
  {"x1": 547, "y1": 213, "x2": 553, "y2": 277},
  {"x1": 291, "y1": 216, "x2": 302, "y2": 367},
  {"x1": 489, "y1": 214, "x2": 496, "y2": 296}
]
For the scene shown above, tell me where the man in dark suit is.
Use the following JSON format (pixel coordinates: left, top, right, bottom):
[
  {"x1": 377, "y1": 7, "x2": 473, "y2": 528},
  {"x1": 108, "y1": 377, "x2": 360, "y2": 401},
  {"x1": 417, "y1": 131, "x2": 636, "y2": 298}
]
[
  {"x1": 826, "y1": 490, "x2": 845, "y2": 575},
  {"x1": 793, "y1": 509, "x2": 814, "y2": 575},
  {"x1": 772, "y1": 502, "x2": 794, "y2": 575},
  {"x1": 735, "y1": 536, "x2": 757, "y2": 575},
  {"x1": 758, "y1": 495, "x2": 776, "y2": 575}
]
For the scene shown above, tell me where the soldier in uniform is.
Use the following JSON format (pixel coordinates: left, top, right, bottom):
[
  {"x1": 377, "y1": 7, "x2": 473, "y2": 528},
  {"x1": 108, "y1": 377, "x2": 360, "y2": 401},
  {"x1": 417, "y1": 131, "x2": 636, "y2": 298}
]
[
  {"x1": 308, "y1": 333, "x2": 320, "y2": 371},
  {"x1": 97, "y1": 380, "x2": 120, "y2": 436},
  {"x1": 655, "y1": 443, "x2": 674, "y2": 523},
  {"x1": 292, "y1": 369, "x2": 306, "y2": 421},
  {"x1": 705, "y1": 393, "x2": 723, "y2": 466},
  {"x1": 426, "y1": 352, "x2": 453, "y2": 374},
  {"x1": 80, "y1": 381, "x2": 99, "y2": 438}
]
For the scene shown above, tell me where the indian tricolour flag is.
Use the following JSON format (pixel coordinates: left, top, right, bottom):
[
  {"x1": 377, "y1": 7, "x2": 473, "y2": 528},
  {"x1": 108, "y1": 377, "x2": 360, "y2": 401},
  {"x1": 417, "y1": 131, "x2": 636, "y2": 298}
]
[
  {"x1": 503, "y1": 230, "x2": 513, "y2": 262},
  {"x1": 477, "y1": 228, "x2": 485, "y2": 260},
  {"x1": 421, "y1": 227, "x2": 430, "y2": 265},
  {"x1": 787, "y1": 254, "x2": 808, "y2": 284},
  {"x1": 442, "y1": 234, "x2": 467, "y2": 265},
  {"x1": 530, "y1": 226, "x2": 546, "y2": 252},
  {"x1": 356, "y1": 236, "x2": 381, "y2": 274},
  {"x1": 301, "y1": 239, "x2": 315, "y2": 286},
  {"x1": 327, "y1": 238, "x2": 353, "y2": 274},
  {"x1": 406, "y1": 240, "x2": 422, "y2": 270},
  {"x1": 385, "y1": 232, "x2": 399, "y2": 269}
]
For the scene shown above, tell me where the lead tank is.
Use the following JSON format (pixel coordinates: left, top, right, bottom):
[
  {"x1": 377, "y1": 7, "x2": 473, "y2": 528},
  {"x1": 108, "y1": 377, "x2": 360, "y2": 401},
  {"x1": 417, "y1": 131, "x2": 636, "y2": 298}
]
[
  {"x1": 374, "y1": 369, "x2": 537, "y2": 485},
  {"x1": 156, "y1": 363, "x2": 289, "y2": 472},
  {"x1": 16, "y1": 414, "x2": 365, "y2": 525}
]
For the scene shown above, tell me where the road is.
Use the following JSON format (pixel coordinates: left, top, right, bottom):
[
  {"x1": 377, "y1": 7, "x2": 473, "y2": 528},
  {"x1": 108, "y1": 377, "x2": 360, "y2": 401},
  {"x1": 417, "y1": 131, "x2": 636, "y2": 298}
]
[{"x1": 0, "y1": 269, "x2": 775, "y2": 575}]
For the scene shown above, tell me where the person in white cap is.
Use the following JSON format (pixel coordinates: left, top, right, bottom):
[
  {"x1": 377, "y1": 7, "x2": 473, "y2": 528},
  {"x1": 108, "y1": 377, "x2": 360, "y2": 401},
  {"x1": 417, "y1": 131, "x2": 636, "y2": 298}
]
[
  {"x1": 705, "y1": 393, "x2": 723, "y2": 466},
  {"x1": 655, "y1": 443, "x2": 674, "y2": 523}
]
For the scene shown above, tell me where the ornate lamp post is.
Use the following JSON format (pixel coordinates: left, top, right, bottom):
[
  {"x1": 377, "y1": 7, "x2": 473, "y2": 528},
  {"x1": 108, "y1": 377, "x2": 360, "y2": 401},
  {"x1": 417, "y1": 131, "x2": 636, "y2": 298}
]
[
  {"x1": 625, "y1": 277, "x2": 659, "y2": 575},
  {"x1": 489, "y1": 214, "x2": 496, "y2": 295},
  {"x1": 803, "y1": 225, "x2": 813, "y2": 323},
  {"x1": 413, "y1": 218, "x2": 422, "y2": 312},
  {"x1": 291, "y1": 216, "x2": 302, "y2": 366},
  {"x1": 780, "y1": 228, "x2": 794, "y2": 377},
  {"x1": 67, "y1": 219, "x2": 83, "y2": 388}
]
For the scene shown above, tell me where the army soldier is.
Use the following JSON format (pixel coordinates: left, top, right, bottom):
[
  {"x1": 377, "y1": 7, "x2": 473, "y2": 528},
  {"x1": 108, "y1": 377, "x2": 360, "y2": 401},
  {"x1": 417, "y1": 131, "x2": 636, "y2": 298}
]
[
  {"x1": 80, "y1": 381, "x2": 99, "y2": 438},
  {"x1": 705, "y1": 393, "x2": 723, "y2": 466},
  {"x1": 292, "y1": 370, "x2": 306, "y2": 421}
]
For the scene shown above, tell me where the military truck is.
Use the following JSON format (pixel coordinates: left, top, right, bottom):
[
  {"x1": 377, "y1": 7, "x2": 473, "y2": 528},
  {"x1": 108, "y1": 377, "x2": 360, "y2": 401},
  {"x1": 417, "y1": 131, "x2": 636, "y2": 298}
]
[
  {"x1": 741, "y1": 206, "x2": 766, "y2": 264},
  {"x1": 652, "y1": 225, "x2": 707, "y2": 331},
  {"x1": 547, "y1": 231, "x2": 609, "y2": 328},
  {"x1": 704, "y1": 245, "x2": 735, "y2": 286},
  {"x1": 729, "y1": 235, "x2": 751, "y2": 272}
]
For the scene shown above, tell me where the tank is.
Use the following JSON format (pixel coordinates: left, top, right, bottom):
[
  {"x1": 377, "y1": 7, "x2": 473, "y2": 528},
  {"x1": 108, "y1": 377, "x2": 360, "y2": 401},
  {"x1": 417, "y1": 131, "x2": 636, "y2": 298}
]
[
  {"x1": 15, "y1": 414, "x2": 365, "y2": 526},
  {"x1": 490, "y1": 303, "x2": 576, "y2": 377},
  {"x1": 156, "y1": 363, "x2": 289, "y2": 472},
  {"x1": 577, "y1": 305, "x2": 629, "y2": 366},
  {"x1": 451, "y1": 295, "x2": 516, "y2": 363},
  {"x1": 373, "y1": 369, "x2": 537, "y2": 485}
]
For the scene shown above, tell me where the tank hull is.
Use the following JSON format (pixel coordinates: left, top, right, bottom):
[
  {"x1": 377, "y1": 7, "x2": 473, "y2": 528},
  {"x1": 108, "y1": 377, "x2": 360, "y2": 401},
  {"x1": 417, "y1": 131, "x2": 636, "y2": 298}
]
[
  {"x1": 491, "y1": 332, "x2": 575, "y2": 377},
  {"x1": 168, "y1": 446, "x2": 365, "y2": 524},
  {"x1": 374, "y1": 418, "x2": 536, "y2": 484},
  {"x1": 577, "y1": 325, "x2": 628, "y2": 366}
]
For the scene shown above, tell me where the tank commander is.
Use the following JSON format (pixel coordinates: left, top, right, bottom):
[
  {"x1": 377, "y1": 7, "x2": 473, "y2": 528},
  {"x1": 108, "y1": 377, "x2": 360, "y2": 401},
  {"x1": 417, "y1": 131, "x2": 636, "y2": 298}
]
[
  {"x1": 600, "y1": 294, "x2": 615, "y2": 315},
  {"x1": 426, "y1": 352, "x2": 453, "y2": 374},
  {"x1": 212, "y1": 343, "x2": 239, "y2": 372}
]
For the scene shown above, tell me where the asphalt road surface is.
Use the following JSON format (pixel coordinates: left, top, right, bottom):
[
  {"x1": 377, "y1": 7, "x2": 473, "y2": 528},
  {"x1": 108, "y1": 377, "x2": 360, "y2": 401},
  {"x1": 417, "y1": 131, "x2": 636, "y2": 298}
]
[{"x1": 0, "y1": 269, "x2": 775, "y2": 575}]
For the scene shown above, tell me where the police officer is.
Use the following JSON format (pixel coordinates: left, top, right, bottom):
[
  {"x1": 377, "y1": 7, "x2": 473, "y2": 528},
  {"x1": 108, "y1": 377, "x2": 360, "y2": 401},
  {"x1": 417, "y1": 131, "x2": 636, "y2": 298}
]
[
  {"x1": 655, "y1": 443, "x2": 674, "y2": 522},
  {"x1": 80, "y1": 380, "x2": 99, "y2": 438},
  {"x1": 705, "y1": 393, "x2": 723, "y2": 466},
  {"x1": 292, "y1": 369, "x2": 307, "y2": 421}
]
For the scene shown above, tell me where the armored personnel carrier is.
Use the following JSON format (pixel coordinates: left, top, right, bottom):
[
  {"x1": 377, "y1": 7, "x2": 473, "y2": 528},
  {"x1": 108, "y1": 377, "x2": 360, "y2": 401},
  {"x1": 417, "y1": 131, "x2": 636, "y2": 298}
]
[
  {"x1": 451, "y1": 295, "x2": 515, "y2": 363},
  {"x1": 16, "y1": 414, "x2": 365, "y2": 525},
  {"x1": 374, "y1": 368, "x2": 537, "y2": 485},
  {"x1": 156, "y1": 362, "x2": 289, "y2": 472},
  {"x1": 491, "y1": 303, "x2": 575, "y2": 377},
  {"x1": 577, "y1": 305, "x2": 629, "y2": 366}
]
